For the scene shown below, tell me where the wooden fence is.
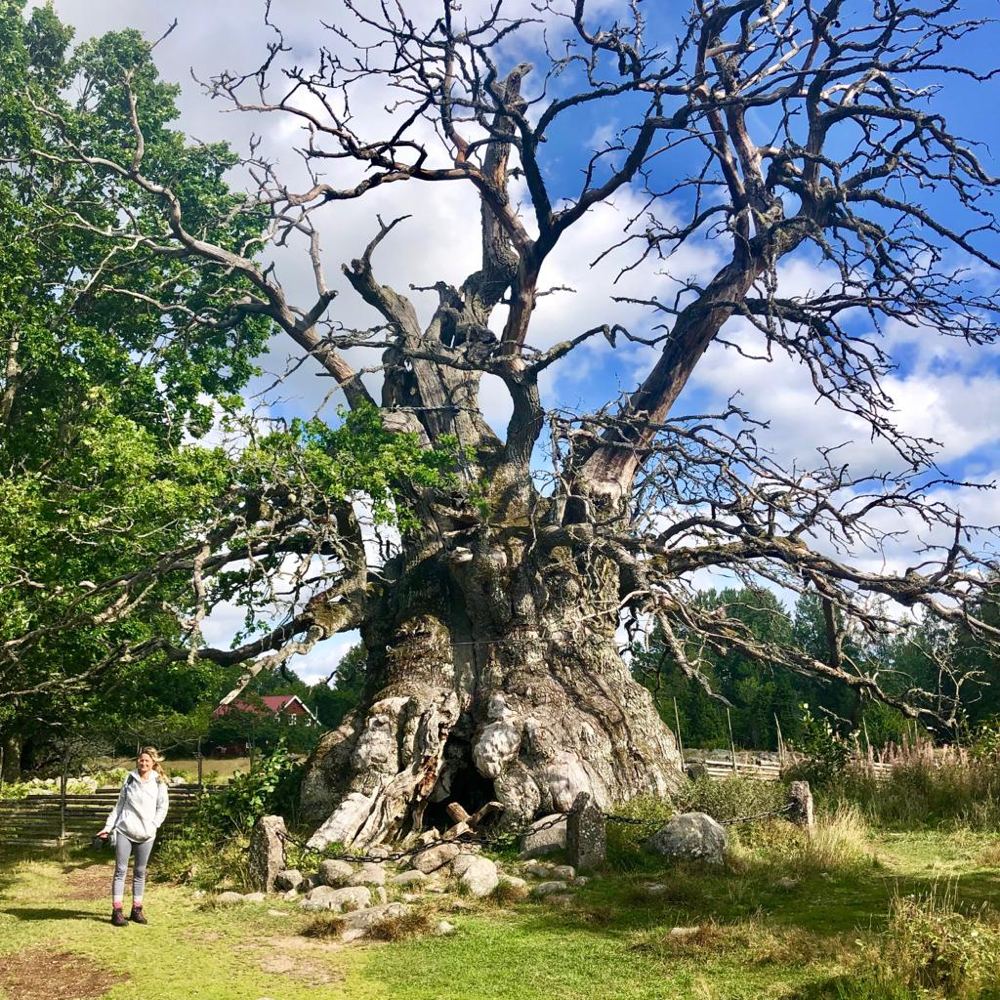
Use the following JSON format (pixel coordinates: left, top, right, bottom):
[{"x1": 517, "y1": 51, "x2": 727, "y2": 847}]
[{"x1": 0, "y1": 785, "x2": 222, "y2": 847}]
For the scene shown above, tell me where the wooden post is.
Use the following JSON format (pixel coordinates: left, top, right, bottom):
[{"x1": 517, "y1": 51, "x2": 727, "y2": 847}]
[
  {"x1": 774, "y1": 713, "x2": 785, "y2": 768},
  {"x1": 0, "y1": 742, "x2": 4, "y2": 799},
  {"x1": 727, "y1": 708, "x2": 738, "y2": 775},
  {"x1": 196, "y1": 737, "x2": 203, "y2": 789},
  {"x1": 673, "y1": 698, "x2": 685, "y2": 762},
  {"x1": 59, "y1": 749, "x2": 69, "y2": 844}
]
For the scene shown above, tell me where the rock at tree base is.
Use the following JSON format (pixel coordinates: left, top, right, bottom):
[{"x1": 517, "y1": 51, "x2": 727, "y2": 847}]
[
  {"x1": 531, "y1": 881, "x2": 569, "y2": 897},
  {"x1": 645, "y1": 812, "x2": 728, "y2": 865},
  {"x1": 452, "y1": 855, "x2": 499, "y2": 897},
  {"x1": 300, "y1": 885, "x2": 372, "y2": 912},
  {"x1": 346, "y1": 863, "x2": 387, "y2": 887},
  {"x1": 566, "y1": 792, "x2": 606, "y2": 872},
  {"x1": 390, "y1": 870, "x2": 428, "y2": 887},
  {"x1": 317, "y1": 859, "x2": 355, "y2": 886},
  {"x1": 518, "y1": 814, "x2": 567, "y2": 859},
  {"x1": 342, "y1": 902, "x2": 410, "y2": 932},
  {"x1": 787, "y1": 781, "x2": 814, "y2": 829},
  {"x1": 273, "y1": 869, "x2": 304, "y2": 892},
  {"x1": 412, "y1": 842, "x2": 461, "y2": 873},
  {"x1": 247, "y1": 815, "x2": 287, "y2": 893}
]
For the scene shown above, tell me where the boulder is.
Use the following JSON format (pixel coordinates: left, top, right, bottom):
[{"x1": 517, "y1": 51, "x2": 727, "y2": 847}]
[
  {"x1": 411, "y1": 842, "x2": 462, "y2": 873},
  {"x1": 390, "y1": 870, "x2": 428, "y2": 887},
  {"x1": 455, "y1": 856, "x2": 499, "y2": 897},
  {"x1": 341, "y1": 902, "x2": 410, "y2": 932},
  {"x1": 550, "y1": 865, "x2": 576, "y2": 881},
  {"x1": 242, "y1": 892, "x2": 266, "y2": 903},
  {"x1": 434, "y1": 920, "x2": 456, "y2": 936},
  {"x1": 669, "y1": 926, "x2": 702, "y2": 939},
  {"x1": 317, "y1": 859, "x2": 356, "y2": 886},
  {"x1": 518, "y1": 814, "x2": 567, "y2": 859},
  {"x1": 645, "y1": 812, "x2": 728, "y2": 865},
  {"x1": 273, "y1": 869, "x2": 304, "y2": 892},
  {"x1": 346, "y1": 863, "x2": 387, "y2": 887},
  {"x1": 246, "y1": 815, "x2": 287, "y2": 893},
  {"x1": 216, "y1": 891, "x2": 245, "y2": 905},
  {"x1": 300, "y1": 885, "x2": 372, "y2": 913}
]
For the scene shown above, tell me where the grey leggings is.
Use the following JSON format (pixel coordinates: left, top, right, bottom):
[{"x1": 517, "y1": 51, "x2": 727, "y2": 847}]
[{"x1": 112, "y1": 834, "x2": 154, "y2": 903}]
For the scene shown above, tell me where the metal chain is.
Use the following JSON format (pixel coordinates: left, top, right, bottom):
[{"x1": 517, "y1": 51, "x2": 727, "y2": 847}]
[{"x1": 275, "y1": 804, "x2": 793, "y2": 864}]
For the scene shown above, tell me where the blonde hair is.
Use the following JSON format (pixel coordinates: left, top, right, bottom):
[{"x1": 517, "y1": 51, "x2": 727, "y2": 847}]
[{"x1": 138, "y1": 746, "x2": 168, "y2": 784}]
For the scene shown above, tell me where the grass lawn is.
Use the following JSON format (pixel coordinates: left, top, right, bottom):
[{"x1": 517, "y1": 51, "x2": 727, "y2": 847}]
[{"x1": 2, "y1": 826, "x2": 999, "y2": 1000}]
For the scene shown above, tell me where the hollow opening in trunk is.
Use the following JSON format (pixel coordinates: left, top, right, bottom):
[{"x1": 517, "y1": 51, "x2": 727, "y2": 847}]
[{"x1": 424, "y1": 734, "x2": 496, "y2": 830}]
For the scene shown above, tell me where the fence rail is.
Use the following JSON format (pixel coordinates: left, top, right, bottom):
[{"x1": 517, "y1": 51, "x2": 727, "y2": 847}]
[{"x1": 0, "y1": 785, "x2": 223, "y2": 847}]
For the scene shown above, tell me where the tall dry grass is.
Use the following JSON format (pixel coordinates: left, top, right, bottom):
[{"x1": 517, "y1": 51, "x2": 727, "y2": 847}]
[{"x1": 829, "y1": 742, "x2": 1000, "y2": 830}]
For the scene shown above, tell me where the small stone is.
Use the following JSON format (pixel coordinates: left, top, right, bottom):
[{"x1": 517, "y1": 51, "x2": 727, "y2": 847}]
[
  {"x1": 346, "y1": 863, "x2": 387, "y2": 887},
  {"x1": 342, "y1": 928, "x2": 366, "y2": 943},
  {"x1": 499, "y1": 874, "x2": 528, "y2": 891},
  {"x1": 417, "y1": 830, "x2": 438, "y2": 846},
  {"x1": 402, "y1": 893, "x2": 419, "y2": 903},
  {"x1": 191, "y1": 890, "x2": 205, "y2": 899},
  {"x1": 242, "y1": 892, "x2": 266, "y2": 903},
  {"x1": 778, "y1": 877, "x2": 799, "y2": 890},
  {"x1": 450, "y1": 899, "x2": 473, "y2": 912},
  {"x1": 216, "y1": 891, "x2": 245, "y2": 905},
  {"x1": 571, "y1": 876, "x2": 589, "y2": 888},
  {"x1": 283, "y1": 888, "x2": 300, "y2": 901},
  {"x1": 434, "y1": 920, "x2": 456, "y2": 936},
  {"x1": 341, "y1": 902, "x2": 409, "y2": 932},
  {"x1": 550, "y1": 865, "x2": 576, "y2": 881},
  {"x1": 368, "y1": 846, "x2": 392, "y2": 860},
  {"x1": 317, "y1": 859, "x2": 355, "y2": 886},
  {"x1": 266, "y1": 909, "x2": 288, "y2": 918},
  {"x1": 412, "y1": 842, "x2": 461, "y2": 873},
  {"x1": 300, "y1": 885, "x2": 372, "y2": 913},
  {"x1": 518, "y1": 813, "x2": 567, "y2": 859},
  {"x1": 531, "y1": 880, "x2": 569, "y2": 897},
  {"x1": 273, "y1": 869, "x2": 303, "y2": 892},
  {"x1": 390, "y1": 870, "x2": 428, "y2": 887},
  {"x1": 669, "y1": 926, "x2": 701, "y2": 939},
  {"x1": 644, "y1": 882, "x2": 668, "y2": 897},
  {"x1": 546, "y1": 893, "x2": 574, "y2": 907},
  {"x1": 523, "y1": 862, "x2": 554, "y2": 878}
]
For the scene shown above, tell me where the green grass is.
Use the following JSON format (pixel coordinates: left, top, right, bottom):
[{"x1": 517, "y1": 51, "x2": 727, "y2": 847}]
[{"x1": 3, "y1": 823, "x2": 1000, "y2": 1000}]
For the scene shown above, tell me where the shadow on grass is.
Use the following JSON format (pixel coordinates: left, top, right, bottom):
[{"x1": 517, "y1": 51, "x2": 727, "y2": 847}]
[{"x1": 2, "y1": 906, "x2": 104, "y2": 922}]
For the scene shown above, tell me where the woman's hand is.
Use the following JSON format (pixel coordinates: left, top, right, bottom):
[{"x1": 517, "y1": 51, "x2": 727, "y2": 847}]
[{"x1": 96, "y1": 831, "x2": 109, "y2": 839}]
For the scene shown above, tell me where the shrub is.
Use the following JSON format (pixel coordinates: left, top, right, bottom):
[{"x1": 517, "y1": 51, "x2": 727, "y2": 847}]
[
  {"x1": 367, "y1": 911, "x2": 433, "y2": 942},
  {"x1": 301, "y1": 913, "x2": 346, "y2": 939},
  {"x1": 676, "y1": 776, "x2": 787, "y2": 825},
  {"x1": 787, "y1": 704, "x2": 851, "y2": 787},
  {"x1": 844, "y1": 883, "x2": 1000, "y2": 999}
]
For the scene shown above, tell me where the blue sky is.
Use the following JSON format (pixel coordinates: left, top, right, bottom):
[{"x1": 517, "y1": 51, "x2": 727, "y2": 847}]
[{"x1": 42, "y1": 0, "x2": 1000, "y2": 684}]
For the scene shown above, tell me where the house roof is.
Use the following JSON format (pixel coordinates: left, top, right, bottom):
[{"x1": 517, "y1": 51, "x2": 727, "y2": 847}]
[{"x1": 211, "y1": 693, "x2": 320, "y2": 724}]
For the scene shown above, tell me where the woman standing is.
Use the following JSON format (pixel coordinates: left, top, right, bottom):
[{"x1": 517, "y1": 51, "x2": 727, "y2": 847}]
[{"x1": 97, "y1": 747, "x2": 169, "y2": 926}]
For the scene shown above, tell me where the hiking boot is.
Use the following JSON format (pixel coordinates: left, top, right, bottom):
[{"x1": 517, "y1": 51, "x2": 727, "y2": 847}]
[
  {"x1": 129, "y1": 904, "x2": 148, "y2": 925},
  {"x1": 111, "y1": 908, "x2": 128, "y2": 927}
]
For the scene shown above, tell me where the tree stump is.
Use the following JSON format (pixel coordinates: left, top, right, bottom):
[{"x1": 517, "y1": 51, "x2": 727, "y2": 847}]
[
  {"x1": 787, "y1": 781, "x2": 814, "y2": 830},
  {"x1": 247, "y1": 815, "x2": 287, "y2": 892},
  {"x1": 566, "y1": 792, "x2": 606, "y2": 872}
]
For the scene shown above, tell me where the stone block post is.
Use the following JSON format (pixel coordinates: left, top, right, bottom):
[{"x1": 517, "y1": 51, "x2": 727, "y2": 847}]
[
  {"x1": 787, "y1": 781, "x2": 814, "y2": 830},
  {"x1": 566, "y1": 792, "x2": 606, "y2": 872},
  {"x1": 248, "y1": 815, "x2": 288, "y2": 892}
]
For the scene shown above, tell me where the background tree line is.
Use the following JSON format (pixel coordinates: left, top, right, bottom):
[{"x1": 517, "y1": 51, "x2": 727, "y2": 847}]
[{"x1": 634, "y1": 588, "x2": 1000, "y2": 752}]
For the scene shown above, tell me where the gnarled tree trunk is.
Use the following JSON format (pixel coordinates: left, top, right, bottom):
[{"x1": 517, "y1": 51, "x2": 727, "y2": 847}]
[{"x1": 301, "y1": 522, "x2": 682, "y2": 849}]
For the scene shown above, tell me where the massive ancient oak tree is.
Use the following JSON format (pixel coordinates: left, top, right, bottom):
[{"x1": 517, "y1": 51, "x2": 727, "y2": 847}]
[{"x1": 13, "y1": 0, "x2": 1000, "y2": 846}]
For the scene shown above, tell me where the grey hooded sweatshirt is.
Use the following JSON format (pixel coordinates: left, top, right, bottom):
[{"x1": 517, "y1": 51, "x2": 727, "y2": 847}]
[{"x1": 101, "y1": 770, "x2": 169, "y2": 843}]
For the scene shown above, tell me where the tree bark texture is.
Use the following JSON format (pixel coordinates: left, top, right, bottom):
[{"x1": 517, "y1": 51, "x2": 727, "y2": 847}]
[{"x1": 301, "y1": 526, "x2": 682, "y2": 849}]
